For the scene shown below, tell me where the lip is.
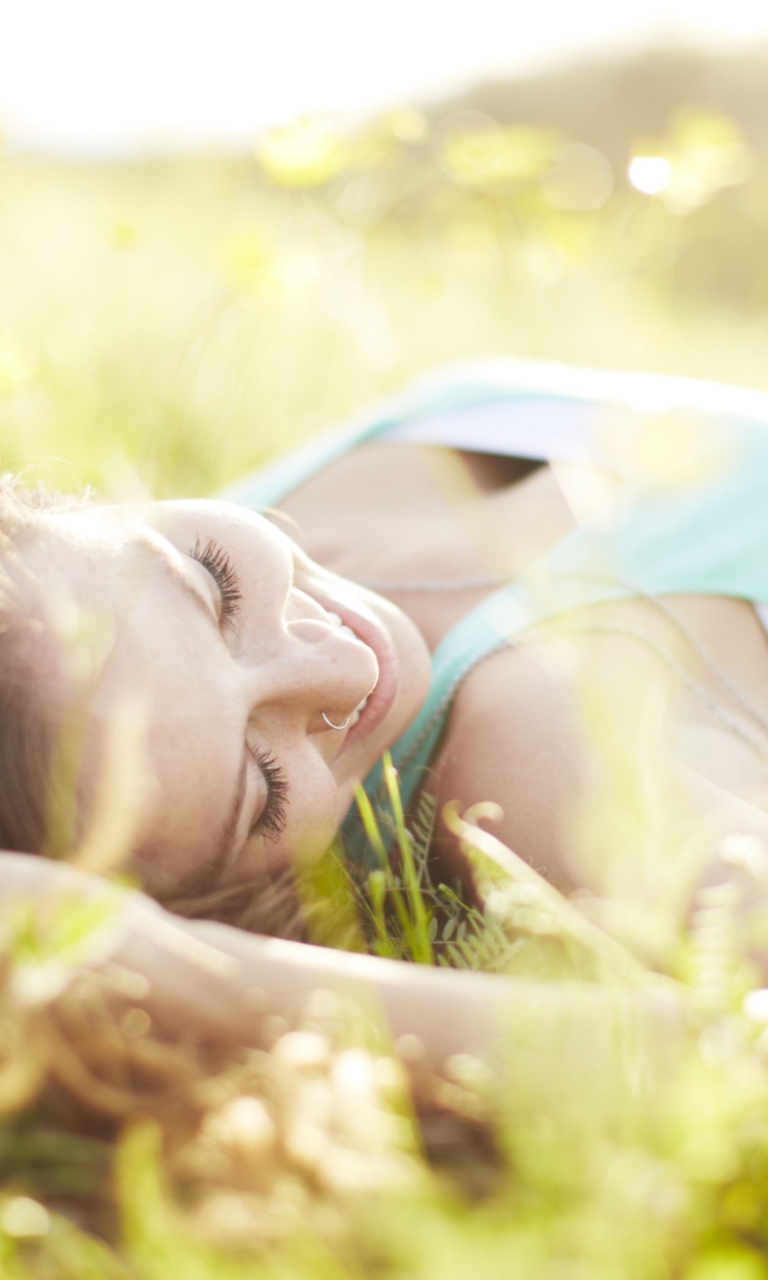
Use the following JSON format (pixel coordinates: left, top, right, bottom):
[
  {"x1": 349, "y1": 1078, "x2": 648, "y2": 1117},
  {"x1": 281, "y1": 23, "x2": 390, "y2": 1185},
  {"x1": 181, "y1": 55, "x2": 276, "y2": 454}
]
[{"x1": 309, "y1": 590, "x2": 400, "y2": 757}]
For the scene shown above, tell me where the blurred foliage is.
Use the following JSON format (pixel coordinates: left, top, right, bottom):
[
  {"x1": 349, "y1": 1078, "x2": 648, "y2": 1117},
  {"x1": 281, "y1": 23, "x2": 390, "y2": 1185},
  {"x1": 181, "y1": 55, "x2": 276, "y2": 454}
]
[
  {"x1": 1, "y1": 96, "x2": 768, "y2": 500},
  {"x1": 437, "y1": 116, "x2": 561, "y2": 190},
  {"x1": 4, "y1": 799, "x2": 768, "y2": 1278}
]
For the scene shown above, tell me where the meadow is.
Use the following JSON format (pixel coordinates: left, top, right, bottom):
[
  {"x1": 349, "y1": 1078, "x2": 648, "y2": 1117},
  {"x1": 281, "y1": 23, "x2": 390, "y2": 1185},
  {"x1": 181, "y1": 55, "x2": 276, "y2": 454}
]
[
  {"x1": 3, "y1": 97, "x2": 768, "y2": 1278},
  {"x1": 3, "y1": 102, "x2": 768, "y2": 497}
]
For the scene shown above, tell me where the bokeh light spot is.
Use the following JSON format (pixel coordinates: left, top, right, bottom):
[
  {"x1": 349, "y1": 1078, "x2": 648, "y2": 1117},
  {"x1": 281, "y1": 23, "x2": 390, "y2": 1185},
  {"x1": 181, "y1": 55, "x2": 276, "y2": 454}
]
[
  {"x1": 387, "y1": 107, "x2": 428, "y2": 143},
  {"x1": 0, "y1": 1197, "x2": 50, "y2": 1239},
  {"x1": 255, "y1": 114, "x2": 349, "y2": 188},
  {"x1": 628, "y1": 155, "x2": 672, "y2": 195}
]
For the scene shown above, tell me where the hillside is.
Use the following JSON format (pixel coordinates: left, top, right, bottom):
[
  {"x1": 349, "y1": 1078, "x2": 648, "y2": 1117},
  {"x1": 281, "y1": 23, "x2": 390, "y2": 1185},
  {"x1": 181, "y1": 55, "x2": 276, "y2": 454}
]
[{"x1": 427, "y1": 42, "x2": 768, "y2": 166}]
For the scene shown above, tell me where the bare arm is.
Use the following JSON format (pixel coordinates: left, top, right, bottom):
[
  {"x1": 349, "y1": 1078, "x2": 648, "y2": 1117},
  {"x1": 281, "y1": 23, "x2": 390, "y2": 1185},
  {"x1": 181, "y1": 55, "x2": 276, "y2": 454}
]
[
  {"x1": 0, "y1": 851, "x2": 518, "y2": 1062},
  {"x1": 0, "y1": 851, "x2": 679, "y2": 1077}
]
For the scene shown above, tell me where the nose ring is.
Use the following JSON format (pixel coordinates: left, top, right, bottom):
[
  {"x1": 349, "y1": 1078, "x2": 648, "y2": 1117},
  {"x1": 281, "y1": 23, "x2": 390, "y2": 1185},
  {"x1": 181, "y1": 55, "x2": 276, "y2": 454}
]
[{"x1": 321, "y1": 711, "x2": 352, "y2": 731}]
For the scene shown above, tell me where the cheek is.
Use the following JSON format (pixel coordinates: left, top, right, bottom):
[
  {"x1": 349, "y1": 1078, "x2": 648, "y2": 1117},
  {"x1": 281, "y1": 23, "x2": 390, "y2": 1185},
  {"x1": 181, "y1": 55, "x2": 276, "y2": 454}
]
[
  {"x1": 286, "y1": 808, "x2": 340, "y2": 867},
  {"x1": 335, "y1": 777, "x2": 358, "y2": 826},
  {"x1": 270, "y1": 764, "x2": 341, "y2": 870}
]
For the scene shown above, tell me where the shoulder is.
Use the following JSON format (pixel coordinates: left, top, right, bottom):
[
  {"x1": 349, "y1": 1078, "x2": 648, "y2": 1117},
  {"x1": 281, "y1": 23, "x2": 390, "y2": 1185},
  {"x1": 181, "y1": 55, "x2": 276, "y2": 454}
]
[{"x1": 427, "y1": 641, "x2": 585, "y2": 892}]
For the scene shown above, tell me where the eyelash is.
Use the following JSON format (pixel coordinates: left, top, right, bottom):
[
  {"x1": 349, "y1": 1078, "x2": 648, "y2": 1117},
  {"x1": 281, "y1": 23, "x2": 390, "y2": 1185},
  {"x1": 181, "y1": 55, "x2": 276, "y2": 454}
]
[
  {"x1": 251, "y1": 749, "x2": 289, "y2": 840},
  {"x1": 190, "y1": 537, "x2": 243, "y2": 629}
]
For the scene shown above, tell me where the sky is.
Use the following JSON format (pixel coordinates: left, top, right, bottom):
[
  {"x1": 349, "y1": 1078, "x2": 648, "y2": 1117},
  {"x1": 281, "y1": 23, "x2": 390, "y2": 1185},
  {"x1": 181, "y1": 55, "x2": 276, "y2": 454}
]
[{"x1": 2, "y1": 0, "x2": 768, "y2": 155}]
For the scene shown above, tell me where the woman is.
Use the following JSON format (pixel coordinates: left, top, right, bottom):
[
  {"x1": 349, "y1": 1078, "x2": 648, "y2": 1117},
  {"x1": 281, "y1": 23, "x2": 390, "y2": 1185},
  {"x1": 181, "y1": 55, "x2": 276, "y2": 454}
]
[{"x1": 3, "y1": 359, "x2": 768, "y2": 1062}]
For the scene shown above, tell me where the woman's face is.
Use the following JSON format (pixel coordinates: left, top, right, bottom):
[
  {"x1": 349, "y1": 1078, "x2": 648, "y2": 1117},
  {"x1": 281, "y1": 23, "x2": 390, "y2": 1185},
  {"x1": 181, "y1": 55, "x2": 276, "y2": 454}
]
[{"x1": 31, "y1": 500, "x2": 432, "y2": 896}]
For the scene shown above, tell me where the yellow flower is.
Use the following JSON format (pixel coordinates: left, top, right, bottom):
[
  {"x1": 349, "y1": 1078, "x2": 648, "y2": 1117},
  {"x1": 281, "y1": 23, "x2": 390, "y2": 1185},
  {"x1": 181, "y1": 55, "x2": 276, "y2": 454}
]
[
  {"x1": 256, "y1": 115, "x2": 349, "y2": 188},
  {"x1": 439, "y1": 118, "x2": 559, "y2": 190}
]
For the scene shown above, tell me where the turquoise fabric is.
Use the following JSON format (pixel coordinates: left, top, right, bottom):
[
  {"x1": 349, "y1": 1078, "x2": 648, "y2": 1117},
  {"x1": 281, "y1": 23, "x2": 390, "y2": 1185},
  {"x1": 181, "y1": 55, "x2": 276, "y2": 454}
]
[{"x1": 220, "y1": 365, "x2": 768, "y2": 865}]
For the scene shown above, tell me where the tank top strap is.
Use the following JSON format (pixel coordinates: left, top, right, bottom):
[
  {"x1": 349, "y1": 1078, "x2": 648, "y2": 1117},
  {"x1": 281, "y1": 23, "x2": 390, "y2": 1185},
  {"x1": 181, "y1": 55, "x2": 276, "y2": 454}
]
[
  {"x1": 342, "y1": 557, "x2": 635, "y2": 858},
  {"x1": 339, "y1": 556, "x2": 638, "y2": 864}
]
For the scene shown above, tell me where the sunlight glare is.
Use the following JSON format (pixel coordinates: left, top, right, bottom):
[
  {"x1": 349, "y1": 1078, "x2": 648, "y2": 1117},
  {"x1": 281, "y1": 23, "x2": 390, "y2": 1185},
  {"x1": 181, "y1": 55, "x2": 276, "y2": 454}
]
[{"x1": 627, "y1": 156, "x2": 673, "y2": 194}]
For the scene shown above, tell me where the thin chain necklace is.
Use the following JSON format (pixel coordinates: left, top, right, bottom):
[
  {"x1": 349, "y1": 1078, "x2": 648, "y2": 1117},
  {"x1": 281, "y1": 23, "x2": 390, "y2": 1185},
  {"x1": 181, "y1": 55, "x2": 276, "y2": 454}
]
[
  {"x1": 555, "y1": 621, "x2": 768, "y2": 768},
  {"x1": 353, "y1": 567, "x2": 768, "y2": 771},
  {"x1": 565, "y1": 573, "x2": 768, "y2": 743},
  {"x1": 356, "y1": 572, "x2": 503, "y2": 593}
]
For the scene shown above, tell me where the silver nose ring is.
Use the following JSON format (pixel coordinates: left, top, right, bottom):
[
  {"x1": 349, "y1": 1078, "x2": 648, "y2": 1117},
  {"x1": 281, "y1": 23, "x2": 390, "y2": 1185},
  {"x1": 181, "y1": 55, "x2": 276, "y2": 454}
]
[{"x1": 321, "y1": 711, "x2": 352, "y2": 731}]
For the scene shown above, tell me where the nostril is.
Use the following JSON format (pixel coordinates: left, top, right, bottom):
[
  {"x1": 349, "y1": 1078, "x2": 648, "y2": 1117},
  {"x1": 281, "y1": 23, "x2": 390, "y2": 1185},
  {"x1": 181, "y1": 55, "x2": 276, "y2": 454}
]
[
  {"x1": 288, "y1": 618, "x2": 335, "y2": 644},
  {"x1": 288, "y1": 612, "x2": 365, "y2": 647}
]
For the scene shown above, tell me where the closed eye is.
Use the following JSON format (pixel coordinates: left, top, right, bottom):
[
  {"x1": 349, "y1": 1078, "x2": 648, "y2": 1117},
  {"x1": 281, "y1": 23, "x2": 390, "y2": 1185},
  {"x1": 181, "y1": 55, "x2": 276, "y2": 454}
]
[
  {"x1": 250, "y1": 748, "x2": 289, "y2": 841},
  {"x1": 190, "y1": 537, "x2": 243, "y2": 630}
]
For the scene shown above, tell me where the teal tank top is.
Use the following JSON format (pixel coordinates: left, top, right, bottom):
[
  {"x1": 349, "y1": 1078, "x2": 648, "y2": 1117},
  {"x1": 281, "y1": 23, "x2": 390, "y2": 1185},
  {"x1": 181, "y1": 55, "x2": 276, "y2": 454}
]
[{"x1": 218, "y1": 361, "x2": 768, "y2": 863}]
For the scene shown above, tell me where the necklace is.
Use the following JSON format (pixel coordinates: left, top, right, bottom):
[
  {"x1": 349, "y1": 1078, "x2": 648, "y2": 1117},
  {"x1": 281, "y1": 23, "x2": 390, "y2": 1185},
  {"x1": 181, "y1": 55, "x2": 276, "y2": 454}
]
[
  {"x1": 355, "y1": 573, "x2": 504, "y2": 593},
  {"x1": 353, "y1": 567, "x2": 768, "y2": 771},
  {"x1": 561, "y1": 573, "x2": 768, "y2": 742},
  {"x1": 555, "y1": 621, "x2": 768, "y2": 768}
]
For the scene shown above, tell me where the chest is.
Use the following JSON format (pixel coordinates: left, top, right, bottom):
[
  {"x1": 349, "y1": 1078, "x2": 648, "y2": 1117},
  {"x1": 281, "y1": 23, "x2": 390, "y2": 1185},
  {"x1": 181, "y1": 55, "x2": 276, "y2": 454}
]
[{"x1": 277, "y1": 441, "x2": 574, "y2": 649}]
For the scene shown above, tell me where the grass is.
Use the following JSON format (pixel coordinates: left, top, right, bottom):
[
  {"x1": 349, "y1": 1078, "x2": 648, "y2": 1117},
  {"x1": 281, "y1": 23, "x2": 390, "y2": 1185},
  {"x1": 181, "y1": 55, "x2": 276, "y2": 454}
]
[{"x1": 3, "y1": 104, "x2": 768, "y2": 1276}]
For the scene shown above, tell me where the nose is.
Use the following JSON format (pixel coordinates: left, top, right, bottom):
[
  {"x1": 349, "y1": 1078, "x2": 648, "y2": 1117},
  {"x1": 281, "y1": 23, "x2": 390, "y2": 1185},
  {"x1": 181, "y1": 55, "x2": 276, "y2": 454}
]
[{"x1": 241, "y1": 608, "x2": 379, "y2": 733}]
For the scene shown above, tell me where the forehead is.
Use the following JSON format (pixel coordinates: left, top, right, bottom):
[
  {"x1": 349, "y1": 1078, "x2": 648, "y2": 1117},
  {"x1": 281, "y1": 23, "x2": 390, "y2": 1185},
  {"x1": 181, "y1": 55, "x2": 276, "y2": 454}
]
[
  {"x1": 20, "y1": 506, "x2": 225, "y2": 757},
  {"x1": 40, "y1": 498, "x2": 287, "y2": 568},
  {"x1": 27, "y1": 502, "x2": 229, "y2": 625},
  {"x1": 0, "y1": 512, "x2": 158, "y2": 863},
  {"x1": 20, "y1": 507, "x2": 156, "y2": 619}
]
